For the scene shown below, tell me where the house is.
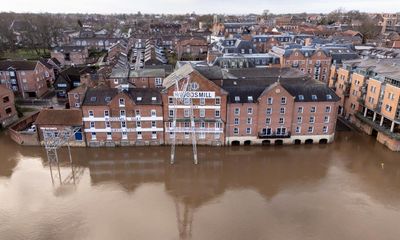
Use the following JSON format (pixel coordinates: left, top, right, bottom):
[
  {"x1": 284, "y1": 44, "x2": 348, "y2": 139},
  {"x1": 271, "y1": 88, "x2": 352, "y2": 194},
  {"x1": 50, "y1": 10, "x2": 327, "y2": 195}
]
[
  {"x1": 54, "y1": 66, "x2": 97, "y2": 98},
  {"x1": 0, "y1": 85, "x2": 18, "y2": 128},
  {"x1": 175, "y1": 37, "x2": 208, "y2": 61},
  {"x1": 0, "y1": 60, "x2": 52, "y2": 98},
  {"x1": 51, "y1": 46, "x2": 89, "y2": 66}
]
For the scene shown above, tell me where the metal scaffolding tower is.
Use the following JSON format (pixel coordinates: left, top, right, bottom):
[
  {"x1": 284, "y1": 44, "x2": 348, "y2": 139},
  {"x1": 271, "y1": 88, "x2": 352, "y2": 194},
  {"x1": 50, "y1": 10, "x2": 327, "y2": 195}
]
[
  {"x1": 42, "y1": 127, "x2": 82, "y2": 185},
  {"x1": 170, "y1": 75, "x2": 198, "y2": 164}
]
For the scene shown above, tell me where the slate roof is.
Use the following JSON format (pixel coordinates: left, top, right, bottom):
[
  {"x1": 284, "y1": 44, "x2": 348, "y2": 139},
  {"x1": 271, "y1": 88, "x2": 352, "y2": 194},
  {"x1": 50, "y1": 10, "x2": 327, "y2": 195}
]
[
  {"x1": 129, "y1": 69, "x2": 165, "y2": 78},
  {"x1": 82, "y1": 87, "x2": 162, "y2": 106},
  {"x1": 35, "y1": 109, "x2": 83, "y2": 126},
  {"x1": 0, "y1": 60, "x2": 37, "y2": 71}
]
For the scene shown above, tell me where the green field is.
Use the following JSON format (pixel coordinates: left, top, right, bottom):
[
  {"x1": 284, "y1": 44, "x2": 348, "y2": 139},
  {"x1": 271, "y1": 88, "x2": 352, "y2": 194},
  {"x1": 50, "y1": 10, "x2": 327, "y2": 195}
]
[{"x1": 0, "y1": 48, "x2": 50, "y2": 60}]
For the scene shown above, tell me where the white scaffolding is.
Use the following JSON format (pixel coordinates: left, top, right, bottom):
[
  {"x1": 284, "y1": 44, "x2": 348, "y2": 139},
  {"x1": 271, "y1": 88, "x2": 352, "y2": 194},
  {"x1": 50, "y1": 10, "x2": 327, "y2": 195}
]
[
  {"x1": 42, "y1": 127, "x2": 83, "y2": 185},
  {"x1": 170, "y1": 75, "x2": 198, "y2": 164}
]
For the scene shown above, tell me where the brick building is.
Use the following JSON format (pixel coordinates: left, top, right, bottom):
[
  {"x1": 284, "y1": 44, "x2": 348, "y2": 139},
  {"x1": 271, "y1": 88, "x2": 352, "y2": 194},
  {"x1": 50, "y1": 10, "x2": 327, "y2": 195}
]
[
  {"x1": 162, "y1": 64, "x2": 228, "y2": 146},
  {"x1": 331, "y1": 58, "x2": 400, "y2": 151},
  {"x1": 51, "y1": 46, "x2": 89, "y2": 66},
  {"x1": 271, "y1": 46, "x2": 332, "y2": 83},
  {"x1": 0, "y1": 85, "x2": 18, "y2": 128},
  {"x1": 0, "y1": 60, "x2": 51, "y2": 98},
  {"x1": 222, "y1": 70, "x2": 340, "y2": 145},
  {"x1": 81, "y1": 87, "x2": 164, "y2": 147},
  {"x1": 175, "y1": 37, "x2": 208, "y2": 61}
]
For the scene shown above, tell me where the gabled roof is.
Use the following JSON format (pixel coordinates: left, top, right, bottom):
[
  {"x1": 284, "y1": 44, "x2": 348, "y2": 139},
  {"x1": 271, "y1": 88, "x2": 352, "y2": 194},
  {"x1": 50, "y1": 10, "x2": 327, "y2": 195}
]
[
  {"x1": 0, "y1": 60, "x2": 38, "y2": 71},
  {"x1": 163, "y1": 64, "x2": 195, "y2": 89},
  {"x1": 129, "y1": 69, "x2": 166, "y2": 78}
]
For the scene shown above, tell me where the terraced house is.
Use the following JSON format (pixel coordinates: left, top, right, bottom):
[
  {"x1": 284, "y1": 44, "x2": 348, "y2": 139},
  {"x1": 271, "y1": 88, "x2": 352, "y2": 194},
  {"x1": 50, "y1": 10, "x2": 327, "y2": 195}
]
[{"x1": 332, "y1": 58, "x2": 400, "y2": 151}]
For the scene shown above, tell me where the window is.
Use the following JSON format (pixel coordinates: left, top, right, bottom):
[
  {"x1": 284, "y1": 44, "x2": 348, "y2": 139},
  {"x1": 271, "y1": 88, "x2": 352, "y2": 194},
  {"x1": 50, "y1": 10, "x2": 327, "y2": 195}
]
[
  {"x1": 234, "y1": 96, "x2": 240, "y2": 102},
  {"x1": 266, "y1": 108, "x2": 272, "y2": 115},
  {"x1": 104, "y1": 110, "x2": 109, "y2": 117},
  {"x1": 325, "y1": 106, "x2": 331, "y2": 113},
  {"x1": 137, "y1": 132, "x2": 142, "y2": 140},
  {"x1": 5, "y1": 107, "x2": 12, "y2": 114},
  {"x1": 215, "y1": 97, "x2": 221, "y2": 105},
  {"x1": 152, "y1": 131, "x2": 157, "y2": 139},
  {"x1": 122, "y1": 131, "x2": 128, "y2": 140},
  {"x1": 155, "y1": 78, "x2": 163, "y2": 86},
  {"x1": 135, "y1": 110, "x2": 140, "y2": 116},
  {"x1": 120, "y1": 110, "x2": 126, "y2": 117},
  {"x1": 324, "y1": 116, "x2": 330, "y2": 123},
  {"x1": 265, "y1": 118, "x2": 271, "y2": 125},
  {"x1": 267, "y1": 97, "x2": 273, "y2": 105},
  {"x1": 279, "y1": 117, "x2": 284, "y2": 124},
  {"x1": 168, "y1": 97, "x2": 174, "y2": 104},
  {"x1": 137, "y1": 97, "x2": 142, "y2": 102},
  {"x1": 280, "y1": 107, "x2": 285, "y2": 114},
  {"x1": 200, "y1": 98, "x2": 205, "y2": 105},
  {"x1": 233, "y1": 128, "x2": 239, "y2": 135},
  {"x1": 385, "y1": 104, "x2": 393, "y2": 112},
  {"x1": 184, "y1": 109, "x2": 190, "y2": 117},
  {"x1": 169, "y1": 110, "x2": 174, "y2": 117},
  {"x1": 312, "y1": 95, "x2": 317, "y2": 100},
  {"x1": 298, "y1": 107, "x2": 304, "y2": 113},
  {"x1": 234, "y1": 118, "x2": 239, "y2": 125},
  {"x1": 137, "y1": 121, "x2": 141, "y2": 128},
  {"x1": 247, "y1": 107, "x2": 253, "y2": 115},
  {"x1": 121, "y1": 121, "x2": 126, "y2": 128},
  {"x1": 308, "y1": 126, "x2": 314, "y2": 133},
  {"x1": 151, "y1": 121, "x2": 156, "y2": 127},
  {"x1": 298, "y1": 95, "x2": 304, "y2": 101},
  {"x1": 234, "y1": 108, "x2": 240, "y2": 115},
  {"x1": 309, "y1": 116, "x2": 315, "y2": 124},
  {"x1": 247, "y1": 96, "x2": 253, "y2": 102},
  {"x1": 310, "y1": 106, "x2": 316, "y2": 113},
  {"x1": 119, "y1": 98, "x2": 125, "y2": 106},
  {"x1": 200, "y1": 122, "x2": 206, "y2": 128},
  {"x1": 90, "y1": 122, "x2": 95, "y2": 128},
  {"x1": 277, "y1": 127, "x2": 286, "y2": 135},
  {"x1": 295, "y1": 126, "x2": 301, "y2": 134},
  {"x1": 199, "y1": 132, "x2": 206, "y2": 139},
  {"x1": 91, "y1": 132, "x2": 96, "y2": 140},
  {"x1": 106, "y1": 121, "x2": 111, "y2": 128},
  {"x1": 73, "y1": 94, "x2": 79, "y2": 100},
  {"x1": 323, "y1": 126, "x2": 328, "y2": 134},
  {"x1": 246, "y1": 128, "x2": 251, "y2": 134},
  {"x1": 247, "y1": 118, "x2": 252, "y2": 124},
  {"x1": 151, "y1": 97, "x2": 157, "y2": 101},
  {"x1": 74, "y1": 103, "x2": 80, "y2": 108},
  {"x1": 215, "y1": 110, "x2": 221, "y2": 118},
  {"x1": 326, "y1": 94, "x2": 332, "y2": 100},
  {"x1": 281, "y1": 97, "x2": 287, "y2": 105},
  {"x1": 88, "y1": 110, "x2": 94, "y2": 117},
  {"x1": 200, "y1": 109, "x2": 205, "y2": 117},
  {"x1": 107, "y1": 132, "x2": 112, "y2": 140},
  {"x1": 297, "y1": 116, "x2": 302, "y2": 124}
]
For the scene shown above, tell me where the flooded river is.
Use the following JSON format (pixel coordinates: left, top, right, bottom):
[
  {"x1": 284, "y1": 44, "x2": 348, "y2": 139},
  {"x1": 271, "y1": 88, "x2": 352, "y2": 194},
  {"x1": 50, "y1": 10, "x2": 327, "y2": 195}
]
[{"x1": 0, "y1": 131, "x2": 399, "y2": 240}]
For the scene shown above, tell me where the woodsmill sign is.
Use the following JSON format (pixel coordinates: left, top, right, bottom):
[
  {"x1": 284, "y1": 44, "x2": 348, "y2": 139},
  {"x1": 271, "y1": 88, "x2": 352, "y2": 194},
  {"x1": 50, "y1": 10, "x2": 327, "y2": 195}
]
[{"x1": 173, "y1": 91, "x2": 215, "y2": 99}]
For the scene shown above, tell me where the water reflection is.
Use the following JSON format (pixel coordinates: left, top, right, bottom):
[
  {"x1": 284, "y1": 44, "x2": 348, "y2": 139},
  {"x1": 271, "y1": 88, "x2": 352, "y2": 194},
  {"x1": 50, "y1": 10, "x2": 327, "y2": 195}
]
[{"x1": 0, "y1": 131, "x2": 400, "y2": 240}]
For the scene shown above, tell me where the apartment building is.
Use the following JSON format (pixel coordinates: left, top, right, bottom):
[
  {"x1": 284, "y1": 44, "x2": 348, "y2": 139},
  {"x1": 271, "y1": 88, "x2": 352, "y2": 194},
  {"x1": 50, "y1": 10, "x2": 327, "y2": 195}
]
[
  {"x1": 223, "y1": 75, "x2": 340, "y2": 145},
  {"x1": 0, "y1": 85, "x2": 18, "y2": 128},
  {"x1": 0, "y1": 60, "x2": 51, "y2": 98},
  {"x1": 332, "y1": 58, "x2": 400, "y2": 151},
  {"x1": 271, "y1": 46, "x2": 332, "y2": 83},
  {"x1": 81, "y1": 87, "x2": 164, "y2": 147},
  {"x1": 161, "y1": 64, "x2": 228, "y2": 146}
]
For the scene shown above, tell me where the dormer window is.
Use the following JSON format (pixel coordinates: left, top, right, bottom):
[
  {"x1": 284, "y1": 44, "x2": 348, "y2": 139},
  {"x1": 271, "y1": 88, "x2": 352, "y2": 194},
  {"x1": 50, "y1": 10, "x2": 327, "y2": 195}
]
[
  {"x1": 151, "y1": 97, "x2": 157, "y2": 101},
  {"x1": 312, "y1": 95, "x2": 317, "y2": 100},
  {"x1": 234, "y1": 96, "x2": 240, "y2": 102},
  {"x1": 90, "y1": 97, "x2": 97, "y2": 102},
  {"x1": 247, "y1": 96, "x2": 253, "y2": 102},
  {"x1": 137, "y1": 97, "x2": 142, "y2": 102},
  {"x1": 326, "y1": 94, "x2": 332, "y2": 100},
  {"x1": 298, "y1": 95, "x2": 304, "y2": 100}
]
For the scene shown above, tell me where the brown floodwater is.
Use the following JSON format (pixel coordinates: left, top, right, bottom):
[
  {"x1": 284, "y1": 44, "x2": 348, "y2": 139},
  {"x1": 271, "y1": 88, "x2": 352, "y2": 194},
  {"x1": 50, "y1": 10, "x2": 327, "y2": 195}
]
[{"x1": 0, "y1": 130, "x2": 399, "y2": 240}]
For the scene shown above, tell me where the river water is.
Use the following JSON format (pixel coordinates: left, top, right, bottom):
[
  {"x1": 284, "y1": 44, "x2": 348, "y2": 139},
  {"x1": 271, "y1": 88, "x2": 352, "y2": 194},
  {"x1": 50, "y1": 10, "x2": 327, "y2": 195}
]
[{"x1": 0, "y1": 130, "x2": 399, "y2": 240}]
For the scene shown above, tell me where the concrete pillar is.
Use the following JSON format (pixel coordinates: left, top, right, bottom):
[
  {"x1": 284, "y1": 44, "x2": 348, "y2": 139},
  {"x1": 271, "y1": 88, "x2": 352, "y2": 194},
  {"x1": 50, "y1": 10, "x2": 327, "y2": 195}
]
[
  {"x1": 373, "y1": 112, "x2": 377, "y2": 122},
  {"x1": 364, "y1": 107, "x2": 368, "y2": 117},
  {"x1": 390, "y1": 121, "x2": 395, "y2": 133},
  {"x1": 380, "y1": 117, "x2": 384, "y2": 126}
]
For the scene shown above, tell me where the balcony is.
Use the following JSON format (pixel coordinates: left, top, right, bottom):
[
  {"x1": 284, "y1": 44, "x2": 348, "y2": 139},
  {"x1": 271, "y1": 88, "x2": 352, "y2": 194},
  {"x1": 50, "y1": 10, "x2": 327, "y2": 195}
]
[
  {"x1": 258, "y1": 131, "x2": 291, "y2": 139},
  {"x1": 355, "y1": 112, "x2": 400, "y2": 140}
]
